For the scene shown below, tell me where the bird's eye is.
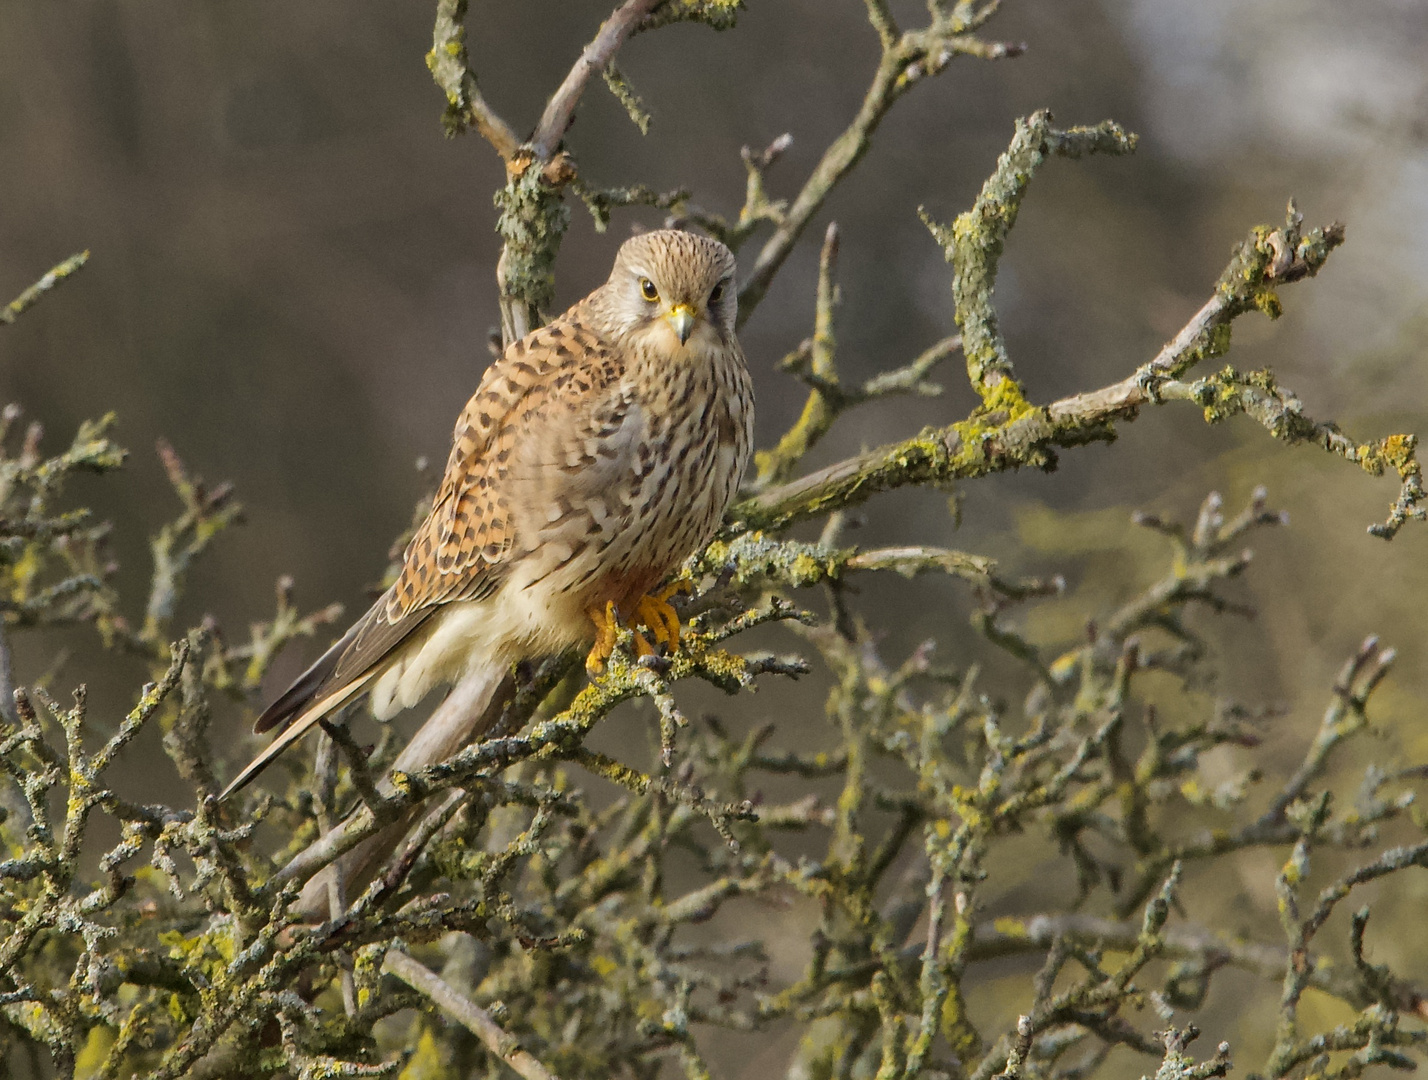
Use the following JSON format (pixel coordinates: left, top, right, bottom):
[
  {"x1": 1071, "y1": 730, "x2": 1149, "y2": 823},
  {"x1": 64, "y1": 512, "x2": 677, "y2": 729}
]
[
  {"x1": 640, "y1": 277, "x2": 659, "y2": 302},
  {"x1": 709, "y1": 280, "x2": 725, "y2": 304}
]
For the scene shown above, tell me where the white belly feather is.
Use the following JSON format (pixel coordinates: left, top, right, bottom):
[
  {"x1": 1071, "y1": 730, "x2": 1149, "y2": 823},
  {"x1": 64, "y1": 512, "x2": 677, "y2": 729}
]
[{"x1": 368, "y1": 562, "x2": 593, "y2": 720}]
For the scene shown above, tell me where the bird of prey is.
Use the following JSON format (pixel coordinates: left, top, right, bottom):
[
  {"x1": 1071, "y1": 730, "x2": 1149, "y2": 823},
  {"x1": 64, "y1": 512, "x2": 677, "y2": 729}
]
[{"x1": 221, "y1": 230, "x2": 754, "y2": 799}]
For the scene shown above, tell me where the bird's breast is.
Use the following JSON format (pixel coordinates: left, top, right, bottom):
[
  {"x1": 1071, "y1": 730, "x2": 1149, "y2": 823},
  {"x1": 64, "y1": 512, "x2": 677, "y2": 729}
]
[{"x1": 504, "y1": 347, "x2": 751, "y2": 632}]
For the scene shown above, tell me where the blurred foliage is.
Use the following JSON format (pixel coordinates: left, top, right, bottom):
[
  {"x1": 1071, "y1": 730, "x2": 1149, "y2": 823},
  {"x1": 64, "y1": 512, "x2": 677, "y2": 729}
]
[{"x1": 3, "y1": 3, "x2": 1428, "y2": 1080}]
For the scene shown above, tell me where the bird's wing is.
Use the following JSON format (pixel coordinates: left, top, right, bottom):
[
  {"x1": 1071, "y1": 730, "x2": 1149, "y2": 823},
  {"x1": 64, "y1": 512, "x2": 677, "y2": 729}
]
[
  {"x1": 251, "y1": 596, "x2": 433, "y2": 735},
  {"x1": 385, "y1": 305, "x2": 629, "y2": 619},
  {"x1": 221, "y1": 306, "x2": 627, "y2": 799}
]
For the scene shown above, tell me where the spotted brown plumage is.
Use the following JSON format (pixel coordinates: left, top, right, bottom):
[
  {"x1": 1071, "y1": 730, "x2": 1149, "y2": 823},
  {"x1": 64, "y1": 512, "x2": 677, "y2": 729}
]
[{"x1": 221, "y1": 230, "x2": 754, "y2": 799}]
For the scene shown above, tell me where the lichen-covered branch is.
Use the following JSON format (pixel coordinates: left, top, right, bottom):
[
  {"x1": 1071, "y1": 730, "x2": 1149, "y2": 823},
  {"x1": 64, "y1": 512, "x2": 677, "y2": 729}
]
[
  {"x1": 734, "y1": 196, "x2": 1373, "y2": 535},
  {"x1": 425, "y1": 0, "x2": 520, "y2": 154},
  {"x1": 921, "y1": 110, "x2": 1137, "y2": 400},
  {"x1": 1152, "y1": 363, "x2": 1422, "y2": 538}
]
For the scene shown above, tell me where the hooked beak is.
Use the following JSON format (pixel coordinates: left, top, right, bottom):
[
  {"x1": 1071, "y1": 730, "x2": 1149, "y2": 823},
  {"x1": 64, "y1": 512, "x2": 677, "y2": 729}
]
[{"x1": 666, "y1": 303, "x2": 696, "y2": 345}]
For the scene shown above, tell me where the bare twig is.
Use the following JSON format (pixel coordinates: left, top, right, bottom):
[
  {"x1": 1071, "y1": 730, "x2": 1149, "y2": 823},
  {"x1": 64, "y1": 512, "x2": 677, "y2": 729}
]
[
  {"x1": 1, "y1": 252, "x2": 89, "y2": 325},
  {"x1": 738, "y1": 5, "x2": 1024, "y2": 324},
  {"x1": 529, "y1": 0, "x2": 666, "y2": 162},
  {"x1": 426, "y1": 0, "x2": 521, "y2": 156},
  {"x1": 384, "y1": 950, "x2": 562, "y2": 1080},
  {"x1": 845, "y1": 545, "x2": 996, "y2": 585}
]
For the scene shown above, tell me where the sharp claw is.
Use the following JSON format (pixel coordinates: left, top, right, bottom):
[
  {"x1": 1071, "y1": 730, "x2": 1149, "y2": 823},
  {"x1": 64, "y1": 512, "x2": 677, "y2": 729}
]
[
  {"x1": 654, "y1": 579, "x2": 691, "y2": 602},
  {"x1": 585, "y1": 601, "x2": 619, "y2": 675}
]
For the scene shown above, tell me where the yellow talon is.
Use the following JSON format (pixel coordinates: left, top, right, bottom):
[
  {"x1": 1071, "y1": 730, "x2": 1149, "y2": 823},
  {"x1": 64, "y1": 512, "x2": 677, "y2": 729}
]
[
  {"x1": 585, "y1": 601, "x2": 619, "y2": 674},
  {"x1": 586, "y1": 585, "x2": 690, "y2": 675},
  {"x1": 634, "y1": 592, "x2": 682, "y2": 651}
]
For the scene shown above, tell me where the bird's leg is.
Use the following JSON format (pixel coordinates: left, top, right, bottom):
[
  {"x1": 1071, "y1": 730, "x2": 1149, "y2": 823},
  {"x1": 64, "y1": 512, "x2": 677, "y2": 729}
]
[
  {"x1": 585, "y1": 601, "x2": 619, "y2": 674},
  {"x1": 633, "y1": 580, "x2": 691, "y2": 652}
]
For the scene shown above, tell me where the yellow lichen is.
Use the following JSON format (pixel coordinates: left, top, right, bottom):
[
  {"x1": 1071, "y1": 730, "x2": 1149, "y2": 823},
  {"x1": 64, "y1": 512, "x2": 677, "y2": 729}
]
[
  {"x1": 1358, "y1": 432, "x2": 1418, "y2": 478},
  {"x1": 993, "y1": 916, "x2": 1028, "y2": 938}
]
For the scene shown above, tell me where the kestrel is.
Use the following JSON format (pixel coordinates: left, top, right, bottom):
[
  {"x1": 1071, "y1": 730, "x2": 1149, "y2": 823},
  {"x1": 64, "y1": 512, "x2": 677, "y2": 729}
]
[{"x1": 221, "y1": 230, "x2": 754, "y2": 798}]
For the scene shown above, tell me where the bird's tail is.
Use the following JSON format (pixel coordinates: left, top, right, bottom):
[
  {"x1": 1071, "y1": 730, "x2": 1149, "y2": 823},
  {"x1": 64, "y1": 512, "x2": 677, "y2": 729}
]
[
  {"x1": 220, "y1": 593, "x2": 437, "y2": 801},
  {"x1": 218, "y1": 673, "x2": 377, "y2": 800}
]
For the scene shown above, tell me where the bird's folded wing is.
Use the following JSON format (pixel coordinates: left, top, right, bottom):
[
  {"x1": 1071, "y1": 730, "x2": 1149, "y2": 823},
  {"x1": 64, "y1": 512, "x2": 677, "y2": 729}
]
[{"x1": 385, "y1": 308, "x2": 627, "y2": 621}]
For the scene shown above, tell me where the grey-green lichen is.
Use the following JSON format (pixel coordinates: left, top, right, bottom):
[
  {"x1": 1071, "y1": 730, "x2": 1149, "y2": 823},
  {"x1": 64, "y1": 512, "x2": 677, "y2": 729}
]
[
  {"x1": 601, "y1": 63, "x2": 651, "y2": 135},
  {"x1": 425, "y1": 0, "x2": 475, "y2": 137},
  {"x1": 921, "y1": 111, "x2": 1137, "y2": 402},
  {"x1": 638, "y1": 0, "x2": 744, "y2": 33},
  {"x1": 493, "y1": 162, "x2": 572, "y2": 329}
]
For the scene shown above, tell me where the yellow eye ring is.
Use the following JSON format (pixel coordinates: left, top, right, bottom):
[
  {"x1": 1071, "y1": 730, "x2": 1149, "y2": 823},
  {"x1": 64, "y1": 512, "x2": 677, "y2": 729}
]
[{"x1": 640, "y1": 277, "x2": 659, "y2": 302}]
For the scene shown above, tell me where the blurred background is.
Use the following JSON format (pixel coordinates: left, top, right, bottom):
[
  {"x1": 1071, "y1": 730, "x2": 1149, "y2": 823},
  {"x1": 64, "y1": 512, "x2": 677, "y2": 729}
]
[{"x1": 2, "y1": 1, "x2": 1427, "y2": 1075}]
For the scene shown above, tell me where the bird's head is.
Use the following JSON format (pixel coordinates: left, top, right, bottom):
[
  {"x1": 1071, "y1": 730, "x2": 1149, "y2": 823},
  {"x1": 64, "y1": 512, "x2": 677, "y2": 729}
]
[{"x1": 601, "y1": 229, "x2": 737, "y2": 351}]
